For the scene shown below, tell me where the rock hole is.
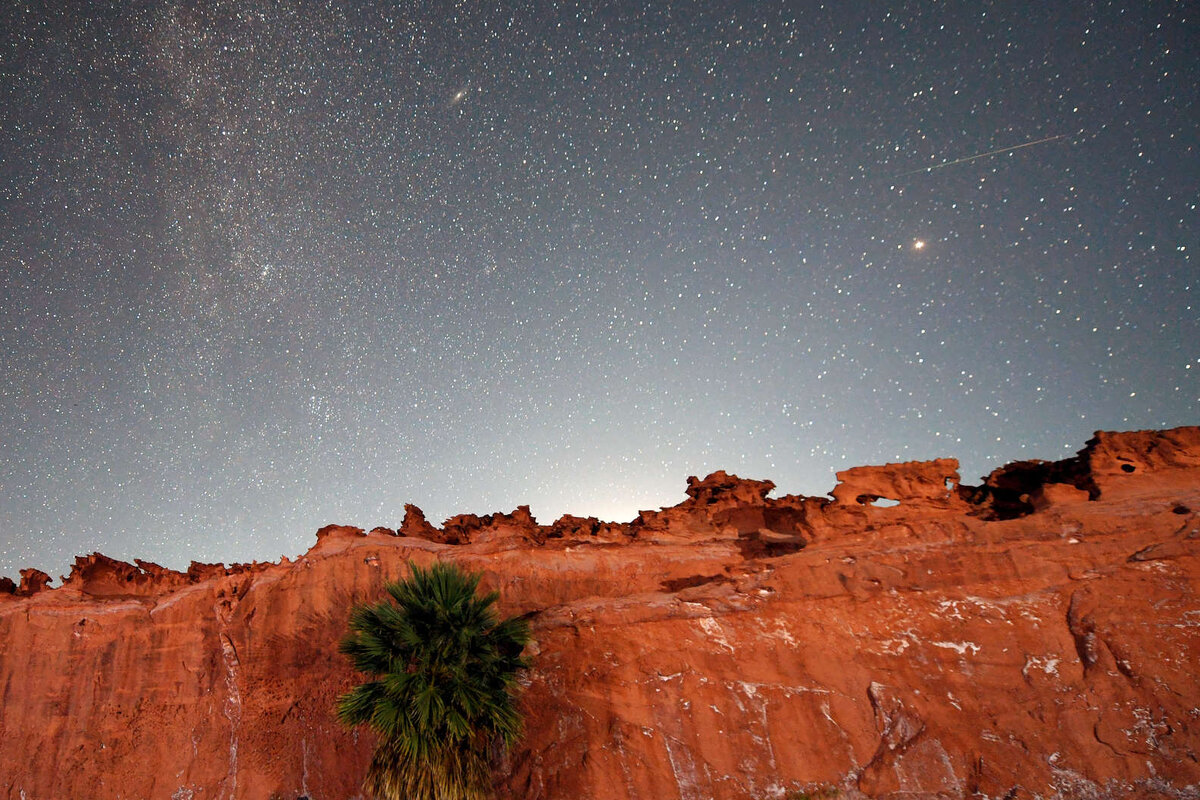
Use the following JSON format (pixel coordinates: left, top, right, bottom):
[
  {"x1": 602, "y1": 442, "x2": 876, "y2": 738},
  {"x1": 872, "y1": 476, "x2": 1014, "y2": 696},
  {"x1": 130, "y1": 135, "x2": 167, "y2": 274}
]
[
  {"x1": 660, "y1": 573, "x2": 733, "y2": 592},
  {"x1": 735, "y1": 530, "x2": 806, "y2": 559},
  {"x1": 854, "y1": 494, "x2": 900, "y2": 507},
  {"x1": 1172, "y1": 505, "x2": 1190, "y2": 515},
  {"x1": 1120, "y1": 464, "x2": 1136, "y2": 473}
]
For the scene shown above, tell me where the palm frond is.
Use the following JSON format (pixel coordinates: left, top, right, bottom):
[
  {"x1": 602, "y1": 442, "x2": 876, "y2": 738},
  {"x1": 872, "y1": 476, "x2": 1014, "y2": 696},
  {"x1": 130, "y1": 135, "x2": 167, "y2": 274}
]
[{"x1": 337, "y1": 560, "x2": 532, "y2": 800}]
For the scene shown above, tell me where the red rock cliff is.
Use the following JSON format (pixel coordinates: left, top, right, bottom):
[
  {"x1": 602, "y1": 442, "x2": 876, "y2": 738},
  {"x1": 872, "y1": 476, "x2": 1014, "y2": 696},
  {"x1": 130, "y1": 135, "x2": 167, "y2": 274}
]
[{"x1": 1, "y1": 427, "x2": 1198, "y2": 800}]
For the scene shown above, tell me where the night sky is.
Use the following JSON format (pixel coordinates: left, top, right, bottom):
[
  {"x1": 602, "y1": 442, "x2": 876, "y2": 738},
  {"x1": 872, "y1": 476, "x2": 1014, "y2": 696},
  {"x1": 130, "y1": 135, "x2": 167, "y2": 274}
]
[{"x1": 2, "y1": 2, "x2": 1196, "y2": 581}]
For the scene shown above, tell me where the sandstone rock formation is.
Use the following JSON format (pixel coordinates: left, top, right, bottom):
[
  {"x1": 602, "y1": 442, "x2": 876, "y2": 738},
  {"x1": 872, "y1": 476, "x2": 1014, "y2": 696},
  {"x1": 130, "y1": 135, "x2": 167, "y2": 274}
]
[{"x1": 1, "y1": 427, "x2": 1198, "y2": 799}]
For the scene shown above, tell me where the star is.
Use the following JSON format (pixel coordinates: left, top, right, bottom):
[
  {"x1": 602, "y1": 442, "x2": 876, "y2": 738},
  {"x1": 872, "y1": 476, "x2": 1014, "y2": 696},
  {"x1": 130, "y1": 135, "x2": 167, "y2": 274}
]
[{"x1": 0, "y1": 0, "x2": 1191, "y2": 580}]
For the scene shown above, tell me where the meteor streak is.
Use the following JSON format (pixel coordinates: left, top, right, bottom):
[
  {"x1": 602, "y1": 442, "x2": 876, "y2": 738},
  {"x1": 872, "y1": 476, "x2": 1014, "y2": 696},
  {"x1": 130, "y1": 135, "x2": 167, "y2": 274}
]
[{"x1": 896, "y1": 134, "x2": 1066, "y2": 177}]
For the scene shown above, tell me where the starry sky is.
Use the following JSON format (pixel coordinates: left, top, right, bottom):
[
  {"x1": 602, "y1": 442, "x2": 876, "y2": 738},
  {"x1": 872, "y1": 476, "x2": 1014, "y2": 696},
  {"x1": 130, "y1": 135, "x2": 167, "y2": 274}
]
[{"x1": 1, "y1": 1, "x2": 1196, "y2": 581}]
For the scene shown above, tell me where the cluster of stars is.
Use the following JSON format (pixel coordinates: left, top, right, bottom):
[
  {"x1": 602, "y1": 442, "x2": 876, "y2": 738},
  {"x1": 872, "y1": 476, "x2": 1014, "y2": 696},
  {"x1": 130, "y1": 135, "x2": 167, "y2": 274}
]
[{"x1": 0, "y1": 1, "x2": 1194, "y2": 579}]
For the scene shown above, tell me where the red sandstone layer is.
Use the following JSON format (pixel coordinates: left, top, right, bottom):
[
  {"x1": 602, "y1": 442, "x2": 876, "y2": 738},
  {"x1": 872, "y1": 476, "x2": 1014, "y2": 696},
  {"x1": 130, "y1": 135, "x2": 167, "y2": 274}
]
[{"x1": 1, "y1": 427, "x2": 1198, "y2": 799}]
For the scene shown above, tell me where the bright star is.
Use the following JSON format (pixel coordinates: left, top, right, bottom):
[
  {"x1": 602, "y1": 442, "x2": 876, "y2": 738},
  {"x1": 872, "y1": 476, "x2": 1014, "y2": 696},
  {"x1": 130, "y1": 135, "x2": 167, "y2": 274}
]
[{"x1": 913, "y1": 239, "x2": 926, "y2": 250}]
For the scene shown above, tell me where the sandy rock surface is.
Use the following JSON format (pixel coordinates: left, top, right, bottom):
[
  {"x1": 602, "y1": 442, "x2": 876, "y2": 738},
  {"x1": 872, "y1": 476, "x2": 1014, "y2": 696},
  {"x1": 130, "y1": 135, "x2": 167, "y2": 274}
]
[{"x1": 1, "y1": 427, "x2": 1198, "y2": 799}]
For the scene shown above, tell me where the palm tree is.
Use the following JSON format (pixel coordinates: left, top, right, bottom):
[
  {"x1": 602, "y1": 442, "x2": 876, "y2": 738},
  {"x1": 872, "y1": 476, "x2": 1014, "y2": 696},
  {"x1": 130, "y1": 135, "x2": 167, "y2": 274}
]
[{"x1": 337, "y1": 561, "x2": 531, "y2": 800}]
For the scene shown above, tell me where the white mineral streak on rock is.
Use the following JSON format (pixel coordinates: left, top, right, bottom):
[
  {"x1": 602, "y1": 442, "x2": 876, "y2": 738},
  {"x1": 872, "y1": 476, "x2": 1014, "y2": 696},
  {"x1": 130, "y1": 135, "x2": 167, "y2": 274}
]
[
  {"x1": 1022, "y1": 655, "x2": 1061, "y2": 678},
  {"x1": 663, "y1": 734, "x2": 705, "y2": 800},
  {"x1": 697, "y1": 615, "x2": 735, "y2": 653},
  {"x1": 216, "y1": 622, "x2": 242, "y2": 800},
  {"x1": 930, "y1": 640, "x2": 981, "y2": 656}
]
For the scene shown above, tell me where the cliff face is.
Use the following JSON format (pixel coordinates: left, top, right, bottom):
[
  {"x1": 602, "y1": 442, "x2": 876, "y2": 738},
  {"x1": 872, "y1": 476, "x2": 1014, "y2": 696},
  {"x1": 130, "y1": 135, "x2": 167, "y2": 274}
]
[{"x1": 1, "y1": 427, "x2": 1199, "y2": 800}]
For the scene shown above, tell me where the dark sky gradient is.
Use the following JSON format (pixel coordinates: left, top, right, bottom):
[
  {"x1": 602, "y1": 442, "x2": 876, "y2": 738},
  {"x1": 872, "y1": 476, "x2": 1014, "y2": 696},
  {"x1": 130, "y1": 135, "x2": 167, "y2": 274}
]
[{"x1": 2, "y1": 1, "x2": 1196, "y2": 580}]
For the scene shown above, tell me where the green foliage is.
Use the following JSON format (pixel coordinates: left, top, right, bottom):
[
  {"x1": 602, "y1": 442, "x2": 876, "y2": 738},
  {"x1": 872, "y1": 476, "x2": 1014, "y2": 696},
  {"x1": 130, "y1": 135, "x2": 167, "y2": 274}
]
[{"x1": 337, "y1": 561, "x2": 531, "y2": 800}]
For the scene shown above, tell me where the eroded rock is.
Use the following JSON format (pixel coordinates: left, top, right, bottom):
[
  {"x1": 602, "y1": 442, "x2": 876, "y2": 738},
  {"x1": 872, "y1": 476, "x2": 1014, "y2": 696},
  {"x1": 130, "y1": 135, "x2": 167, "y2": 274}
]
[
  {"x1": 831, "y1": 458, "x2": 961, "y2": 507},
  {"x1": 0, "y1": 426, "x2": 1197, "y2": 799},
  {"x1": 399, "y1": 503, "x2": 441, "y2": 539}
]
